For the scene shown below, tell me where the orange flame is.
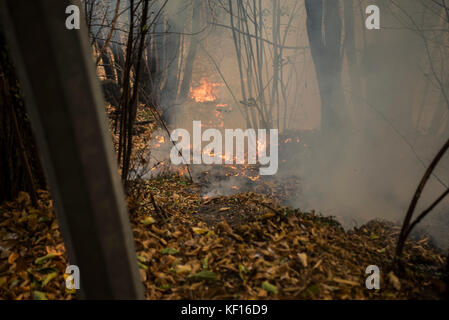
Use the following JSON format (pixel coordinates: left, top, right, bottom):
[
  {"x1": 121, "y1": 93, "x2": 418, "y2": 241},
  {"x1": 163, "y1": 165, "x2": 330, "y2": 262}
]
[
  {"x1": 190, "y1": 78, "x2": 222, "y2": 103},
  {"x1": 257, "y1": 138, "x2": 267, "y2": 154}
]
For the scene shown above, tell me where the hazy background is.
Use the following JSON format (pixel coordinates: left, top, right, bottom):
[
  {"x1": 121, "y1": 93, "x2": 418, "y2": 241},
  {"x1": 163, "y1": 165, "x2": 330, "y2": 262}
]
[{"x1": 95, "y1": 0, "x2": 449, "y2": 249}]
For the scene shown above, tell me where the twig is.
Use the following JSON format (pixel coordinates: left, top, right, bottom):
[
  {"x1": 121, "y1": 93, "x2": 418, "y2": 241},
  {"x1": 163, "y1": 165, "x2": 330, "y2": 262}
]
[
  {"x1": 149, "y1": 191, "x2": 167, "y2": 220},
  {"x1": 404, "y1": 188, "x2": 449, "y2": 243},
  {"x1": 138, "y1": 89, "x2": 194, "y2": 183},
  {"x1": 96, "y1": 0, "x2": 121, "y2": 66},
  {"x1": 395, "y1": 135, "x2": 449, "y2": 260},
  {"x1": 211, "y1": 22, "x2": 308, "y2": 51}
]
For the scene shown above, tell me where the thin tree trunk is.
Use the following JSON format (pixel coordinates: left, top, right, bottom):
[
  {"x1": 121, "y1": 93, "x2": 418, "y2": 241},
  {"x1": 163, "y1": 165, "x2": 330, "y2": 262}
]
[
  {"x1": 179, "y1": 0, "x2": 201, "y2": 100},
  {"x1": 118, "y1": 0, "x2": 135, "y2": 168},
  {"x1": 122, "y1": 0, "x2": 151, "y2": 186}
]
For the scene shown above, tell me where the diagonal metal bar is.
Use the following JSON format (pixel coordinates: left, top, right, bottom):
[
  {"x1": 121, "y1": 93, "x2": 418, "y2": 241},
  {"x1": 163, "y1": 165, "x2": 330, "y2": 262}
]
[{"x1": 0, "y1": 0, "x2": 144, "y2": 299}]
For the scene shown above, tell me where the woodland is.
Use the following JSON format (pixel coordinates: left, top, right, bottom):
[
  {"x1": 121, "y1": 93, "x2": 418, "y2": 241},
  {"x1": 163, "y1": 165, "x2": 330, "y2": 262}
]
[{"x1": 0, "y1": 0, "x2": 449, "y2": 299}]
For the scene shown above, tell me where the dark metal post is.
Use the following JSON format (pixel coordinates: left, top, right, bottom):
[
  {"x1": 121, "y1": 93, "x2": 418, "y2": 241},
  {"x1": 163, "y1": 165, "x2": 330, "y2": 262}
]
[{"x1": 0, "y1": 0, "x2": 144, "y2": 299}]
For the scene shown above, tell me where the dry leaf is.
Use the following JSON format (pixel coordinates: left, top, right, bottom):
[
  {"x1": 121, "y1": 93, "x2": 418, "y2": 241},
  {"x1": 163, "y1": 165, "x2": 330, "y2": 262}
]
[
  {"x1": 297, "y1": 252, "x2": 307, "y2": 267},
  {"x1": 388, "y1": 272, "x2": 401, "y2": 290}
]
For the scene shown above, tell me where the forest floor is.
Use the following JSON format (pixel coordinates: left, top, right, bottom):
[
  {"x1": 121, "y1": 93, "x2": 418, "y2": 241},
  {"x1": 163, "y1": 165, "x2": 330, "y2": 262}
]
[
  {"x1": 0, "y1": 183, "x2": 447, "y2": 300},
  {"x1": 0, "y1": 107, "x2": 448, "y2": 300}
]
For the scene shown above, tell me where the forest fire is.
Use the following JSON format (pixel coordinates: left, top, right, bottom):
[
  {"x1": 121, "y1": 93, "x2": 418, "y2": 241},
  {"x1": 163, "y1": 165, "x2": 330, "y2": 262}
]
[
  {"x1": 3, "y1": 0, "x2": 449, "y2": 304},
  {"x1": 190, "y1": 78, "x2": 223, "y2": 103}
]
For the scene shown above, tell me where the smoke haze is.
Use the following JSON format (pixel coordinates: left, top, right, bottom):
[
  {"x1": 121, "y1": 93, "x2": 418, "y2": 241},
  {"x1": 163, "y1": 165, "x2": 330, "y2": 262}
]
[{"x1": 102, "y1": 0, "x2": 449, "y2": 249}]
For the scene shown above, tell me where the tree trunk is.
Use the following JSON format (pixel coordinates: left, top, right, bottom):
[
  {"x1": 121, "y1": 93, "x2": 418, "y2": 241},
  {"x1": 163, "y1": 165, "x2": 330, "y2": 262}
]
[
  {"x1": 0, "y1": 26, "x2": 45, "y2": 204},
  {"x1": 160, "y1": 0, "x2": 188, "y2": 117},
  {"x1": 179, "y1": 0, "x2": 201, "y2": 100},
  {"x1": 305, "y1": 0, "x2": 345, "y2": 136}
]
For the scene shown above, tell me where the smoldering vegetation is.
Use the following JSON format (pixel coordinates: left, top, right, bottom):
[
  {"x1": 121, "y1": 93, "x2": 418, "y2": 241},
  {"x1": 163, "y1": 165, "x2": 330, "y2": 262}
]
[{"x1": 90, "y1": 0, "x2": 449, "y2": 249}]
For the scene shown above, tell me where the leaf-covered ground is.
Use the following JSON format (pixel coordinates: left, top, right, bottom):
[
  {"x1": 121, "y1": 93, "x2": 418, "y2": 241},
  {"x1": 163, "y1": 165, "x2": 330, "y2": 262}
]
[
  {"x1": 1, "y1": 106, "x2": 447, "y2": 300},
  {"x1": 0, "y1": 179, "x2": 447, "y2": 300}
]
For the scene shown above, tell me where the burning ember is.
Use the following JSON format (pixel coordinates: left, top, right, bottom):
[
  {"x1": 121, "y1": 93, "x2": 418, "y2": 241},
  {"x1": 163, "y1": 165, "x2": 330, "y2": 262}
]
[
  {"x1": 153, "y1": 135, "x2": 166, "y2": 148},
  {"x1": 190, "y1": 78, "x2": 223, "y2": 103}
]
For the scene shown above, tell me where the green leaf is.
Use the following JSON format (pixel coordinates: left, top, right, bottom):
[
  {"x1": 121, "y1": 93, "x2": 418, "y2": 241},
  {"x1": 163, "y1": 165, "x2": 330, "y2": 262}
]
[
  {"x1": 35, "y1": 267, "x2": 58, "y2": 274},
  {"x1": 160, "y1": 284, "x2": 171, "y2": 290},
  {"x1": 42, "y1": 272, "x2": 58, "y2": 287},
  {"x1": 192, "y1": 227, "x2": 208, "y2": 235},
  {"x1": 141, "y1": 216, "x2": 155, "y2": 226},
  {"x1": 239, "y1": 264, "x2": 248, "y2": 274},
  {"x1": 137, "y1": 261, "x2": 148, "y2": 270},
  {"x1": 10, "y1": 279, "x2": 20, "y2": 288},
  {"x1": 302, "y1": 284, "x2": 319, "y2": 298},
  {"x1": 33, "y1": 291, "x2": 48, "y2": 300},
  {"x1": 38, "y1": 216, "x2": 51, "y2": 223},
  {"x1": 262, "y1": 281, "x2": 278, "y2": 294},
  {"x1": 34, "y1": 253, "x2": 56, "y2": 265},
  {"x1": 161, "y1": 248, "x2": 179, "y2": 255},
  {"x1": 202, "y1": 257, "x2": 209, "y2": 270},
  {"x1": 189, "y1": 271, "x2": 217, "y2": 282},
  {"x1": 137, "y1": 255, "x2": 147, "y2": 263}
]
